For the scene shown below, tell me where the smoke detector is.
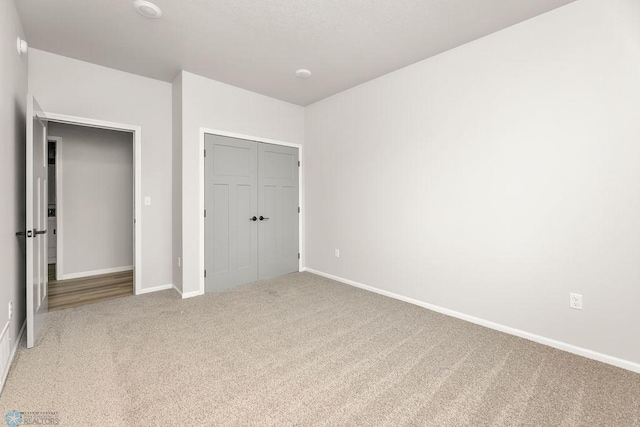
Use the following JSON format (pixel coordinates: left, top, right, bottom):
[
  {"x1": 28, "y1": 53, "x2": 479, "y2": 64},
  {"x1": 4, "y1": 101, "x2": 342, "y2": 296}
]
[{"x1": 133, "y1": 1, "x2": 162, "y2": 19}]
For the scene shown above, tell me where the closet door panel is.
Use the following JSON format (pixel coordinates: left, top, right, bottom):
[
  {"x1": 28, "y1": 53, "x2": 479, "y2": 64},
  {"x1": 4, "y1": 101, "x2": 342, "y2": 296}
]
[
  {"x1": 258, "y1": 143, "x2": 299, "y2": 280},
  {"x1": 204, "y1": 134, "x2": 258, "y2": 292}
]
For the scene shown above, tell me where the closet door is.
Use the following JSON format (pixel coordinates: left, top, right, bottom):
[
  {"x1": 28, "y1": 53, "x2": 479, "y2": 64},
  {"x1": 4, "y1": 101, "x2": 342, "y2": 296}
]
[
  {"x1": 204, "y1": 134, "x2": 258, "y2": 292},
  {"x1": 257, "y1": 143, "x2": 299, "y2": 280}
]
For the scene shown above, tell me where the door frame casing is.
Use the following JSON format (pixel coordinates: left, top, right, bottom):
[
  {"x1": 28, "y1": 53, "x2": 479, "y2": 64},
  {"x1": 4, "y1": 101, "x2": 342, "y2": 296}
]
[
  {"x1": 44, "y1": 112, "x2": 143, "y2": 295},
  {"x1": 198, "y1": 127, "x2": 304, "y2": 296}
]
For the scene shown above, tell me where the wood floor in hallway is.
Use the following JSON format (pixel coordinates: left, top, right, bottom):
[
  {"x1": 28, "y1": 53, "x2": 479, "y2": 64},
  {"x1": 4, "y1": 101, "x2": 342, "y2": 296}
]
[{"x1": 48, "y1": 264, "x2": 133, "y2": 311}]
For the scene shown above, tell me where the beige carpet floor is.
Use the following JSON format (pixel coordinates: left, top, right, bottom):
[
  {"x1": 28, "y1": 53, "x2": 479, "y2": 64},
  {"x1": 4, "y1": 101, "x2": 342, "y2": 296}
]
[{"x1": 0, "y1": 272, "x2": 638, "y2": 426}]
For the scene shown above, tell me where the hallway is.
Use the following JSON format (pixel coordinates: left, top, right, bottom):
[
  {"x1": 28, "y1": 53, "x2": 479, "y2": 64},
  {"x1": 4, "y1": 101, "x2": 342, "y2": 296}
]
[{"x1": 48, "y1": 264, "x2": 133, "y2": 311}]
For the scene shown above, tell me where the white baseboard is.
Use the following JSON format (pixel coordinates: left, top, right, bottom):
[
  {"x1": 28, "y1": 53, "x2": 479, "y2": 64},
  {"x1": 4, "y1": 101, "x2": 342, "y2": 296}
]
[
  {"x1": 172, "y1": 284, "x2": 182, "y2": 297},
  {"x1": 0, "y1": 320, "x2": 26, "y2": 394},
  {"x1": 61, "y1": 265, "x2": 134, "y2": 280},
  {"x1": 137, "y1": 283, "x2": 173, "y2": 295},
  {"x1": 176, "y1": 286, "x2": 203, "y2": 299},
  {"x1": 181, "y1": 290, "x2": 204, "y2": 299},
  {"x1": 302, "y1": 268, "x2": 640, "y2": 374}
]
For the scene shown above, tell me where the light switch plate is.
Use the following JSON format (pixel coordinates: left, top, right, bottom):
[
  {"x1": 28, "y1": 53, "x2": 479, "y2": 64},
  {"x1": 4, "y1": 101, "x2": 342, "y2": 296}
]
[{"x1": 144, "y1": 197, "x2": 151, "y2": 206}]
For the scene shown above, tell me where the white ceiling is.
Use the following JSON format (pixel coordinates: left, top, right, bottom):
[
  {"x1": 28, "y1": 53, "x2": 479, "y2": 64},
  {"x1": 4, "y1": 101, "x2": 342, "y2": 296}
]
[{"x1": 16, "y1": 0, "x2": 577, "y2": 106}]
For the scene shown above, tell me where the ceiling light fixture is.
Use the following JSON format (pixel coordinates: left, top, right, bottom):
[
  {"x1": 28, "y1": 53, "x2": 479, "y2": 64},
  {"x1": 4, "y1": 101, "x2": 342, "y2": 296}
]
[
  {"x1": 133, "y1": 0, "x2": 162, "y2": 19},
  {"x1": 295, "y1": 69, "x2": 312, "y2": 79}
]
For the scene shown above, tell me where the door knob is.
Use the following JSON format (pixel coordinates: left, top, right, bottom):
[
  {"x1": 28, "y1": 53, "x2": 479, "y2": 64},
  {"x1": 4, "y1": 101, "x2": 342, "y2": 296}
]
[
  {"x1": 259, "y1": 216, "x2": 269, "y2": 221},
  {"x1": 250, "y1": 216, "x2": 258, "y2": 221}
]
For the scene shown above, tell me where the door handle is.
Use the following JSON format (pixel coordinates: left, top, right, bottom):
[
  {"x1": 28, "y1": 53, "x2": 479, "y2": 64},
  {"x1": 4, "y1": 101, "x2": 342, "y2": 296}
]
[
  {"x1": 34, "y1": 229, "x2": 47, "y2": 235},
  {"x1": 16, "y1": 230, "x2": 33, "y2": 238},
  {"x1": 259, "y1": 216, "x2": 269, "y2": 221},
  {"x1": 250, "y1": 216, "x2": 258, "y2": 221}
]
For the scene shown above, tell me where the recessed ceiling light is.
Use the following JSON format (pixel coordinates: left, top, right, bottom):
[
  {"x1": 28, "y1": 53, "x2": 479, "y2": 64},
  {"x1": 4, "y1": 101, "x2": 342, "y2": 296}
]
[
  {"x1": 133, "y1": 0, "x2": 162, "y2": 19},
  {"x1": 295, "y1": 69, "x2": 312, "y2": 79}
]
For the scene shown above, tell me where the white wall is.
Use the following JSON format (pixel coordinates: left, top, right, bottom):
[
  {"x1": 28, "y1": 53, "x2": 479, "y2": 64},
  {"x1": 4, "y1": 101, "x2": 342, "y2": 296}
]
[
  {"x1": 28, "y1": 50, "x2": 173, "y2": 290},
  {"x1": 305, "y1": 0, "x2": 640, "y2": 367},
  {"x1": 0, "y1": 0, "x2": 28, "y2": 361},
  {"x1": 179, "y1": 71, "x2": 305, "y2": 295},
  {"x1": 49, "y1": 123, "x2": 133, "y2": 277}
]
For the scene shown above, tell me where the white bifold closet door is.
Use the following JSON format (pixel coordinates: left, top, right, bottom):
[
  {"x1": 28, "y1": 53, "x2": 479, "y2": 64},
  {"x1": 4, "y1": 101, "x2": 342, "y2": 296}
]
[{"x1": 204, "y1": 134, "x2": 299, "y2": 293}]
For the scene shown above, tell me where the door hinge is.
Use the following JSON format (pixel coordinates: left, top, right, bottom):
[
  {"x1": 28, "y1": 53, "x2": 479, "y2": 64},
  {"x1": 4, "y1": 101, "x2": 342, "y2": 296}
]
[
  {"x1": 298, "y1": 207, "x2": 300, "y2": 213},
  {"x1": 298, "y1": 160, "x2": 300, "y2": 167},
  {"x1": 204, "y1": 270, "x2": 207, "y2": 278},
  {"x1": 298, "y1": 253, "x2": 300, "y2": 260},
  {"x1": 204, "y1": 209, "x2": 207, "y2": 217},
  {"x1": 204, "y1": 149, "x2": 207, "y2": 157}
]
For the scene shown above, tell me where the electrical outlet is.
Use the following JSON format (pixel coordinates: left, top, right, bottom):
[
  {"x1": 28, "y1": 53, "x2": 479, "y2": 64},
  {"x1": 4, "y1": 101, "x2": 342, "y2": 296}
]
[
  {"x1": 178, "y1": 257, "x2": 181, "y2": 268},
  {"x1": 8, "y1": 301, "x2": 12, "y2": 320},
  {"x1": 569, "y1": 293, "x2": 583, "y2": 310},
  {"x1": 335, "y1": 249, "x2": 340, "y2": 258}
]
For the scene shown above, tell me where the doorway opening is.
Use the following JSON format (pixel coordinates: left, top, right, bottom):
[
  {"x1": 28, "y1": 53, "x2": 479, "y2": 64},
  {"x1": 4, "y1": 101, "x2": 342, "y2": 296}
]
[
  {"x1": 25, "y1": 101, "x2": 143, "y2": 348},
  {"x1": 46, "y1": 121, "x2": 135, "y2": 310}
]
